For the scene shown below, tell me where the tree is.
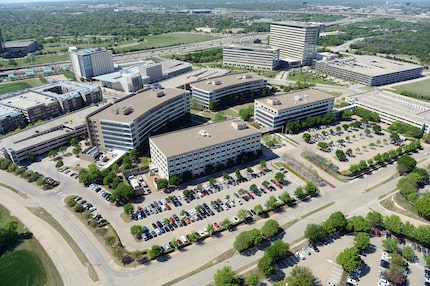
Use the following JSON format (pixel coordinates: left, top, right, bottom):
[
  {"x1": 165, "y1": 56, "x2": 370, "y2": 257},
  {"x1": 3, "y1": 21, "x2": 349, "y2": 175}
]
[
  {"x1": 169, "y1": 175, "x2": 181, "y2": 186},
  {"x1": 148, "y1": 245, "x2": 162, "y2": 259},
  {"x1": 73, "y1": 146, "x2": 81, "y2": 156},
  {"x1": 221, "y1": 218, "x2": 232, "y2": 230},
  {"x1": 324, "y1": 211, "x2": 348, "y2": 235},
  {"x1": 260, "y1": 160, "x2": 267, "y2": 171},
  {"x1": 258, "y1": 255, "x2": 275, "y2": 278},
  {"x1": 424, "y1": 254, "x2": 430, "y2": 268},
  {"x1": 233, "y1": 231, "x2": 253, "y2": 252},
  {"x1": 245, "y1": 274, "x2": 259, "y2": 286},
  {"x1": 366, "y1": 211, "x2": 384, "y2": 229},
  {"x1": 354, "y1": 233, "x2": 370, "y2": 251},
  {"x1": 266, "y1": 196, "x2": 278, "y2": 209},
  {"x1": 302, "y1": 133, "x2": 311, "y2": 143},
  {"x1": 317, "y1": 141, "x2": 328, "y2": 150},
  {"x1": 274, "y1": 172, "x2": 285, "y2": 183},
  {"x1": 402, "y1": 246, "x2": 415, "y2": 261},
  {"x1": 414, "y1": 194, "x2": 430, "y2": 218},
  {"x1": 264, "y1": 240, "x2": 289, "y2": 261},
  {"x1": 335, "y1": 149, "x2": 346, "y2": 161},
  {"x1": 239, "y1": 105, "x2": 254, "y2": 121},
  {"x1": 373, "y1": 124, "x2": 382, "y2": 134},
  {"x1": 58, "y1": 145, "x2": 67, "y2": 155},
  {"x1": 235, "y1": 169, "x2": 242, "y2": 179},
  {"x1": 397, "y1": 155, "x2": 416, "y2": 174},
  {"x1": 214, "y1": 266, "x2": 241, "y2": 286},
  {"x1": 347, "y1": 216, "x2": 370, "y2": 233},
  {"x1": 284, "y1": 266, "x2": 314, "y2": 286},
  {"x1": 254, "y1": 204, "x2": 264, "y2": 215},
  {"x1": 305, "y1": 223, "x2": 326, "y2": 243},
  {"x1": 261, "y1": 219, "x2": 279, "y2": 238},
  {"x1": 123, "y1": 203, "x2": 134, "y2": 216},
  {"x1": 48, "y1": 149, "x2": 58, "y2": 159},
  {"x1": 156, "y1": 178, "x2": 168, "y2": 190},
  {"x1": 384, "y1": 215, "x2": 403, "y2": 234},
  {"x1": 337, "y1": 247, "x2": 361, "y2": 272},
  {"x1": 279, "y1": 191, "x2": 294, "y2": 204},
  {"x1": 382, "y1": 238, "x2": 398, "y2": 253},
  {"x1": 70, "y1": 137, "x2": 78, "y2": 146},
  {"x1": 207, "y1": 224, "x2": 215, "y2": 236},
  {"x1": 237, "y1": 209, "x2": 248, "y2": 221},
  {"x1": 130, "y1": 225, "x2": 143, "y2": 237},
  {"x1": 55, "y1": 160, "x2": 64, "y2": 168}
]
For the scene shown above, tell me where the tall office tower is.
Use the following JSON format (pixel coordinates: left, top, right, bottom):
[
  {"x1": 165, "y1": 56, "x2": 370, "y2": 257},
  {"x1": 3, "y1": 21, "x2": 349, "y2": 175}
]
[
  {"x1": 69, "y1": 47, "x2": 115, "y2": 80},
  {"x1": 269, "y1": 21, "x2": 320, "y2": 65}
]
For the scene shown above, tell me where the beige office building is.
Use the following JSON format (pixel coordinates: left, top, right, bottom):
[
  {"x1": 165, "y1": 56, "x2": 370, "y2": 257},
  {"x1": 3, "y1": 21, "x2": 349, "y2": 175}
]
[
  {"x1": 223, "y1": 44, "x2": 280, "y2": 71},
  {"x1": 254, "y1": 89, "x2": 335, "y2": 130},
  {"x1": 149, "y1": 119, "x2": 261, "y2": 179},
  {"x1": 269, "y1": 21, "x2": 320, "y2": 64},
  {"x1": 69, "y1": 47, "x2": 115, "y2": 80}
]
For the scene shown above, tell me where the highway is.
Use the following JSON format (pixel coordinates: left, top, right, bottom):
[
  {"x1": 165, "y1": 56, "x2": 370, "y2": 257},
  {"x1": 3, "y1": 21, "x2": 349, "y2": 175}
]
[{"x1": 1, "y1": 138, "x2": 429, "y2": 286}]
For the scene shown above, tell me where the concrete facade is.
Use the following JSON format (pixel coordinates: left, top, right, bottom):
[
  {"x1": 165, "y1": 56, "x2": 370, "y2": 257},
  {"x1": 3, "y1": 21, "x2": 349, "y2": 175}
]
[
  {"x1": 190, "y1": 72, "x2": 267, "y2": 109},
  {"x1": 69, "y1": 47, "x2": 115, "y2": 80},
  {"x1": 87, "y1": 87, "x2": 190, "y2": 152},
  {"x1": 223, "y1": 44, "x2": 280, "y2": 71},
  {"x1": 254, "y1": 89, "x2": 335, "y2": 130},
  {"x1": 149, "y1": 119, "x2": 261, "y2": 179},
  {"x1": 269, "y1": 21, "x2": 320, "y2": 64}
]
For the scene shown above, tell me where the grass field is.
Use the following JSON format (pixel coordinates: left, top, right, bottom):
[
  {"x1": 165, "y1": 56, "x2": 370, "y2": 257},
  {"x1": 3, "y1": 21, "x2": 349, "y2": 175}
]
[
  {"x1": 0, "y1": 250, "x2": 47, "y2": 286},
  {"x1": 288, "y1": 71, "x2": 340, "y2": 85},
  {"x1": 392, "y1": 78, "x2": 430, "y2": 96},
  {"x1": 0, "y1": 204, "x2": 63, "y2": 286},
  {"x1": 0, "y1": 78, "x2": 43, "y2": 95}
]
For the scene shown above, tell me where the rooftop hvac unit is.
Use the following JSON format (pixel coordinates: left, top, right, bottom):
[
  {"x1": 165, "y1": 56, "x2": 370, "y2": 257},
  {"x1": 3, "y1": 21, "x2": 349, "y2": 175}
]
[
  {"x1": 231, "y1": 120, "x2": 248, "y2": 130},
  {"x1": 198, "y1": 129, "x2": 210, "y2": 137},
  {"x1": 267, "y1": 98, "x2": 281, "y2": 105},
  {"x1": 121, "y1": 106, "x2": 132, "y2": 115},
  {"x1": 156, "y1": 91, "x2": 165, "y2": 97},
  {"x1": 294, "y1": 95, "x2": 303, "y2": 101}
]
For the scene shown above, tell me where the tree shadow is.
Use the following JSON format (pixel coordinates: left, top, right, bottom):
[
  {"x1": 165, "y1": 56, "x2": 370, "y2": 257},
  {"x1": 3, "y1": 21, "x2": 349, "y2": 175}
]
[
  {"x1": 241, "y1": 247, "x2": 258, "y2": 257},
  {"x1": 157, "y1": 253, "x2": 171, "y2": 262},
  {"x1": 269, "y1": 268, "x2": 286, "y2": 282}
]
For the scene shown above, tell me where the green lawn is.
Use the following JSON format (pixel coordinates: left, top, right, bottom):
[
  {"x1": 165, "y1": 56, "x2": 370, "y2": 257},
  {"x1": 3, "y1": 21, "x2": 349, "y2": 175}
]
[
  {"x1": 288, "y1": 71, "x2": 341, "y2": 85},
  {"x1": 0, "y1": 250, "x2": 47, "y2": 286},
  {"x1": 0, "y1": 79, "x2": 42, "y2": 95},
  {"x1": 392, "y1": 78, "x2": 430, "y2": 97}
]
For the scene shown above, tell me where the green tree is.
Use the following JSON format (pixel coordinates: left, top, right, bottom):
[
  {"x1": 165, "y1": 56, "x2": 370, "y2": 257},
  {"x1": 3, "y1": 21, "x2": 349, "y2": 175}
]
[
  {"x1": 245, "y1": 274, "x2": 259, "y2": 286},
  {"x1": 260, "y1": 160, "x2": 267, "y2": 171},
  {"x1": 169, "y1": 175, "x2": 181, "y2": 186},
  {"x1": 156, "y1": 178, "x2": 168, "y2": 189},
  {"x1": 55, "y1": 160, "x2": 64, "y2": 168},
  {"x1": 323, "y1": 211, "x2": 348, "y2": 235},
  {"x1": 123, "y1": 203, "x2": 134, "y2": 216},
  {"x1": 366, "y1": 211, "x2": 384, "y2": 229},
  {"x1": 58, "y1": 145, "x2": 67, "y2": 155},
  {"x1": 258, "y1": 255, "x2": 275, "y2": 278},
  {"x1": 48, "y1": 149, "x2": 58, "y2": 159},
  {"x1": 337, "y1": 247, "x2": 361, "y2": 272},
  {"x1": 261, "y1": 219, "x2": 279, "y2": 238},
  {"x1": 237, "y1": 209, "x2": 248, "y2": 221},
  {"x1": 397, "y1": 155, "x2": 417, "y2": 174},
  {"x1": 254, "y1": 204, "x2": 264, "y2": 215},
  {"x1": 305, "y1": 223, "x2": 326, "y2": 243},
  {"x1": 264, "y1": 240, "x2": 289, "y2": 261},
  {"x1": 347, "y1": 216, "x2": 370, "y2": 233},
  {"x1": 233, "y1": 231, "x2": 253, "y2": 252},
  {"x1": 302, "y1": 133, "x2": 311, "y2": 143},
  {"x1": 214, "y1": 266, "x2": 241, "y2": 286},
  {"x1": 382, "y1": 238, "x2": 398, "y2": 253},
  {"x1": 424, "y1": 254, "x2": 430, "y2": 268},
  {"x1": 130, "y1": 225, "x2": 143, "y2": 237},
  {"x1": 384, "y1": 215, "x2": 403, "y2": 234},
  {"x1": 266, "y1": 196, "x2": 278, "y2": 209},
  {"x1": 148, "y1": 245, "x2": 162, "y2": 259},
  {"x1": 274, "y1": 172, "x2": 285, "y2": 183},
  {"x1": 402, "y1": 245, "x2": 415, "y2": 261},
  {"x1": 354, "y1": 233, "x2": 370, "y2": 251},
  {"x1": 414, "y1": 193, "x2": 430, "y2": 218},
  {"x1": 284, "y1": 266, "x2": 314, "y2": 286}
]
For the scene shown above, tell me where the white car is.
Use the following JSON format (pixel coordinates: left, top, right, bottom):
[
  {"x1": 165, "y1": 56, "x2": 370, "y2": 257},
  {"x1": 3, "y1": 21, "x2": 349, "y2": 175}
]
[
  {"x1": 347, "y1": 278, "x2": 358, "y2": 285},
  {"x1": 295, "y1": 252, "x2": 305, "y2": 260}
]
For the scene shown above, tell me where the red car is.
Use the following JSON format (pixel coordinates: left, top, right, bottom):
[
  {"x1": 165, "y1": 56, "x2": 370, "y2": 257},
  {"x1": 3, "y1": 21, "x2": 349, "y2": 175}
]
[
  {"x1": 169, "y1": 217, "x2": 175, "y2": 223},
  {"x1": 246, "y1": 191, "x2": 255, "y2": 200},
  {"x1": 165, "y1": 203, "x2": 171, "y2": 210},
  {"x1": 214, "y1": 222, "x2": 221, "y2": 230}
]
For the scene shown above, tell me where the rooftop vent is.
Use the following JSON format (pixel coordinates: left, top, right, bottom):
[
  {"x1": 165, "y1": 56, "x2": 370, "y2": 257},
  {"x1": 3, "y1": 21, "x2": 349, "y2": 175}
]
[
  {"x1": 206, "y1": 80, "x2": 221, "y2": 86},
  {"x1": 294, "y1": 95, "x2": 303, "y2": 101},
  {"x1": 236, "y1": 74, "x2": 252, "y2": 80},
  {"x1": 198, "y1": 129, "x2": 210, "y2": 138},
  {"x1": 120, "y1": 106, "x2": 132, "y2": 115},
  {"x1": 231, "y1": 120, "x2": 248, "y2": 130},
  {"x1": 267, "y1": 98, "x2": 281, "y2": 105},
  {"x1": 156, "y1": 91, "x2": 165, "y2": 97}
]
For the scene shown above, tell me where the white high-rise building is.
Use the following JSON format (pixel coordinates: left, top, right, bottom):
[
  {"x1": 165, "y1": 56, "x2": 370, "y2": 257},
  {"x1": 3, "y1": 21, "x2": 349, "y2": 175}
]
[
  {"x1": 269, "y1": 21, "x2": 321, "y2": 64},
  {"x1": 69, "y1": 47, "x2": 115, "y2": 80}
]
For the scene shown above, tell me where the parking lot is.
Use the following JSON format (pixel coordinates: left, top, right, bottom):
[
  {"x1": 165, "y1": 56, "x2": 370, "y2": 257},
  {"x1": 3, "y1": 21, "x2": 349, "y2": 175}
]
[{"x1": 273, "y1": 233, "x2": 427, "y2": 286}]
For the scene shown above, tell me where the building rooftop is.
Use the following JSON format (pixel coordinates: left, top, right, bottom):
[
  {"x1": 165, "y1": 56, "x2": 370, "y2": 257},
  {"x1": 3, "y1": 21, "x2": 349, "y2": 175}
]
[
  {"x1": 0, "y1": 105, "x2": 22, "y2": 120},
  {"x1": 255, "y1": 89, "x2": 334, "y2": 111},
  {"x1": 270, "y1": 21, "x2": 321, "y2": 28},
  {"x1": 317, "y1": 55, "x2": 423, "y2": 76},
  {"x1": 150, "y1": 119, "x2": 260, "y2": 158},
  {"x1": 31, "y1": 81, "x2": 100, "y2": 102},
  {"x1": 224, "y1": 44, "x2": 279, "y2": 52},
  {"x1": 0, "y1": 91, "x2": 56, "y2": 109},
  {"x1": 0, "y1": 105, "x2": 100, "y2": 151},
  {"x1": 89, "y1": 87, "x2": 188, "y2": 123},
  {"x1": 4, "y1": 40, "x2": 37, "y2": 48},
  {"x1": 160, "y1": 67, "x2": 229, "y2": 89},
  {"x1": 190, "y1": 72, "x2": 265, "y2": 93},
  {"x1": 69, "y1": 47, "x2": 110, "y2": 55},
  {"x1": 349, "y1": 90, "x2": 430, "y2": 124}
]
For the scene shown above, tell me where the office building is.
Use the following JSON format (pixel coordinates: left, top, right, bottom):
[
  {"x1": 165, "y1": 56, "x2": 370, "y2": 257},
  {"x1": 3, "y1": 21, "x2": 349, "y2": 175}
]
[
  {"x1": 254, "y1": 89, "x2": 335, "y2": 130},
  {"x1": 269, "y1": 21, "x2": 320, "y2": 65},
  {"x1": 69, "y1": 47, "x2": 115, "y2": 80},
  {"x1": 0, "y1": 106, "x2": 100, "y2": 164},
  {"x1": 3, "y1": 40, "x2": 40, "y2": 54},
  {"x1": 87, "y1": 87, "x2": 190, "y2": 152},
  {"x1": 0, "y1": 81, "x2": 102, "y2": 126},
  {"x1": 223, "y1": 44, "x2": 280, "y2": 71},
  {"x1": 0, "y1": 105, "x2": 26, "y2": 134},
  {"x1": 347, "y1": 90, "x2": 430, "y2": 133},
  {"x1": 149, "y1": 119, "x2": 261, "y2": 179},
  {"x1": 190, "y1": 72, "x2": 267, "y2": 109},
  {"x1": 314, "y1": 55, "x2": 423, "y2": 86}
]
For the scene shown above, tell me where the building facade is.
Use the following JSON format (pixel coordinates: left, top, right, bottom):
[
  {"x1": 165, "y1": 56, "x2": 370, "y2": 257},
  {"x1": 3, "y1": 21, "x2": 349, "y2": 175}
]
[
  {"x1": 149, "y1": 119, "x2": 261, "y2": 179},
  {"x1": 314, "y1": 55, "x2": 423, "y2": 86},
  {"x1": 269, "y1": 21, "x2": 320, "y2": 64},
  {"x1": 254, "y1": 89, "x2": 335, "y2": 130},
  {"x1": 223, "y1": 44, "x2": 280, "y2": 71},
  {"x1": 87, "y1": 87, "x2": 190, "y2": 152},
  {"x1": 0, "y1": 105, "x2": 26, "y2": 134},
  {"x1": 190, "y1": 72, "x2": 267, "y2": 109},
  {"x1": 69, "y1": 47, "x2": 115, "y2": 80},
  {"x1": 347, "y1": 90, "x2": 430, "y2": 133}
]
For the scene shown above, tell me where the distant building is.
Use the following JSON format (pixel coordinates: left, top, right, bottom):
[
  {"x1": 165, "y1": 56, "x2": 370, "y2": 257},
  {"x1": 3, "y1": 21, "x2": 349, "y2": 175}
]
[
  {"x1": 254, "y1": 89, "x2": 335, "y2": 131},
  {"x1": 3, "y1": 40, "x2": 40, "y2": 55},
  {"x1": 87, "y1": 87, "x2": 190, "y2": 152},
  {"x1": 0, "y1": 81, "x2": 102, "y2": 127},
  {"x1": 269, "y1": 21, "x2": 321, "y2": 65},
  {"x1": 347, "y1": 90, "x2": 430, "y2": 133},
  {"x1": 69, "y1": 47, "x2": 115, "y2": 80},
  {"x1": 195, "y1": 27, "x2": 218, "y2": 33},
  {"x1": 149, "y1": 119, "x2": 261, "y2": 179},
  {"x1": 190, "y1": 72, "x2": 267, "y2": 109},
  {"x1": 223, "y1": 44, "x2": 280, "y2": 71},
  {"x1": 314, "y1": 55, "x2": 423, "y2": 86}
]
